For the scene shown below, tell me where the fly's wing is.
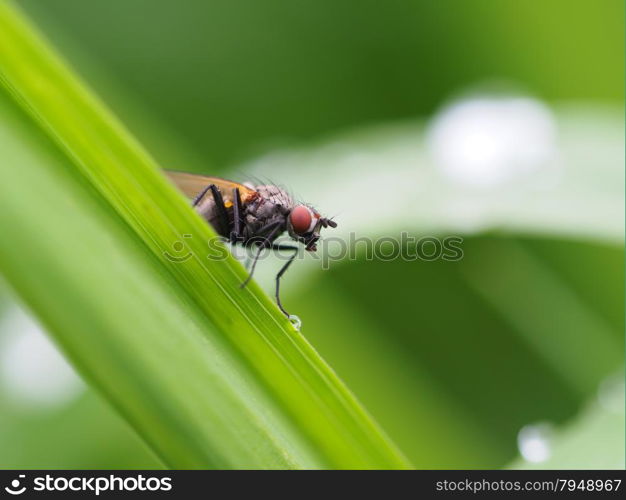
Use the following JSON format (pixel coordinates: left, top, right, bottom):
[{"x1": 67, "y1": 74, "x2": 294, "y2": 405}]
[{"x1": 165, "y1": 170, "x2": 257, "y2": 205}]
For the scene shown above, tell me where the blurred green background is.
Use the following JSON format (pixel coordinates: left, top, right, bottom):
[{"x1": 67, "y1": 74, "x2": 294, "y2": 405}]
[{"x1": 0, "y1": 0, "x2": 623, "y2": 468}]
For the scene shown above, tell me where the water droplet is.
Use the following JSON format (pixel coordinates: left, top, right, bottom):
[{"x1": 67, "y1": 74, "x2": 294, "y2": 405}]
[
  {"x1": 288, "y1": 315, "x2": 302, "y2": 331},
  {"x1": 427, "y1": 95, "x2": 557, "y2": 188},
  {"x1": 517, "y1": 423, "x2": 553, "y2": 463}
]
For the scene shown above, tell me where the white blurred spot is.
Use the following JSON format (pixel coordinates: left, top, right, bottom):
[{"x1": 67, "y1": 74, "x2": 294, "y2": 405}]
[
  {"x1": 517, "y1": 423, "x2": 552, "y2": 463},
  {"x1": 597, "y1": 374, "x2": 625, "y2": 414},
  {"x1": 0, "y1": 306, "x2": 84, "y2": 410},
  {"x1": 427, "y1": 96, "x2": 557, "y2": 188}
]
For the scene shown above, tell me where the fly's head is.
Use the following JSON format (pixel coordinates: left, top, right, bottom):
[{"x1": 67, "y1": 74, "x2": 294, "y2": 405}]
[{"x1": 287, "y1": 204, "x2": 337, "y2": 251}]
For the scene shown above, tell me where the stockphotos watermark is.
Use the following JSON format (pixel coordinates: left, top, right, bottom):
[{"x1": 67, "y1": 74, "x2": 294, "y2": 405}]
[
  {"x1": 163, "y1": 232, "x2": 464, "y2": 269},
  {"x1": 3, "y1": 473, "x2": 172, "y2": 496}
]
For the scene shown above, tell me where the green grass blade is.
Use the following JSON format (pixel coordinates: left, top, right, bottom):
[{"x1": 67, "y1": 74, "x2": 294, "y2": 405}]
[
  {"x1": 0, "y1": 0, "x2": 409, "y2": 469},
  {"x1": 0, "y1": 92, "x2": 312, "y2": 468}
]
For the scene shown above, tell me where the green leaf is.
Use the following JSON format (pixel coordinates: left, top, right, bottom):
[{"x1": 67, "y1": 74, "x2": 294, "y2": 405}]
[
  {"x1": 0, "y1": 0, "x2": 409, "y2": 469},
  {"x1": 508, "y1": 373, "x2": 625, "y2": 469},
  {"x1": 232, "y1": 104, "x2": 623, "y2": 468}
]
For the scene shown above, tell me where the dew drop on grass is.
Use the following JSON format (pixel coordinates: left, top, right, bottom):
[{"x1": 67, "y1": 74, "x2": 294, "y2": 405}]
[{"x1": 288, "y1": 315, "x2": 302, "y2": 331}]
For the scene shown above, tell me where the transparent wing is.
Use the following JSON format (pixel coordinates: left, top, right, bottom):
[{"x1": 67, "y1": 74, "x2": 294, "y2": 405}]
[{"x1": 165, "y1": 170, "x2": 257, "y2": 203}]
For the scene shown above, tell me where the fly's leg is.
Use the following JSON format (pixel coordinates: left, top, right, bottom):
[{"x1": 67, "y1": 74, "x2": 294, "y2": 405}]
[
  {"x1": 209, "y1": 185, "x2": 231, "y2": 237},
  {"x1": 230, "y1": 187, "x2": 245, "y2": 244},
  {"x1": 240, "y1": 221, "x2": 282, "y2": 288},
  {"x1": 192, "y1": 185, "x2": 210, "y2": 207},
  {"x1": 270, "y1": 244, "x2": 299, "y2": 317},
  {"x1": 193, "y1": 184, "x2": 231, "y2": 237}
]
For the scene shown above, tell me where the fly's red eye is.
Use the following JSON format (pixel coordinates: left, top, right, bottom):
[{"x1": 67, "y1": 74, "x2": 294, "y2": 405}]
[{"x1": 290, "y1": 205, "x2": 313, "y2": 234}]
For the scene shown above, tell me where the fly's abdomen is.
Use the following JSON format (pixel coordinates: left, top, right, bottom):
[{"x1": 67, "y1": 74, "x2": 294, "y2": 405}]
[{"x1": 195, "y1": 196, "x2": 232, "y2": 238}]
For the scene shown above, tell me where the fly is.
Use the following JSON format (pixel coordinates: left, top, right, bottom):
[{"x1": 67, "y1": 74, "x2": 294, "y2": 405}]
[{"x1": 165, "y1": 171, "x2": 337, "y2": 318}]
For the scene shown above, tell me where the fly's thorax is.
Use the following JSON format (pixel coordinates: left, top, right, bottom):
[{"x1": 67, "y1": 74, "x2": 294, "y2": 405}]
[
  {"x1": 254, "y1": 185, "x2": 294, "y2": 210},
  {"x1": 242, "y1": 185, "x2": 293, "y2": 239}
]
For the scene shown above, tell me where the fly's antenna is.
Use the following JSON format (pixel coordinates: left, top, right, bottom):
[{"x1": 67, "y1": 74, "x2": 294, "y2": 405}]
[
  {"x1": 320, "y1": 217, "x2": 338, "y2": 228},
  {"x1": 320, "y1": 212, "x2": 339, "y2": 228}
]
